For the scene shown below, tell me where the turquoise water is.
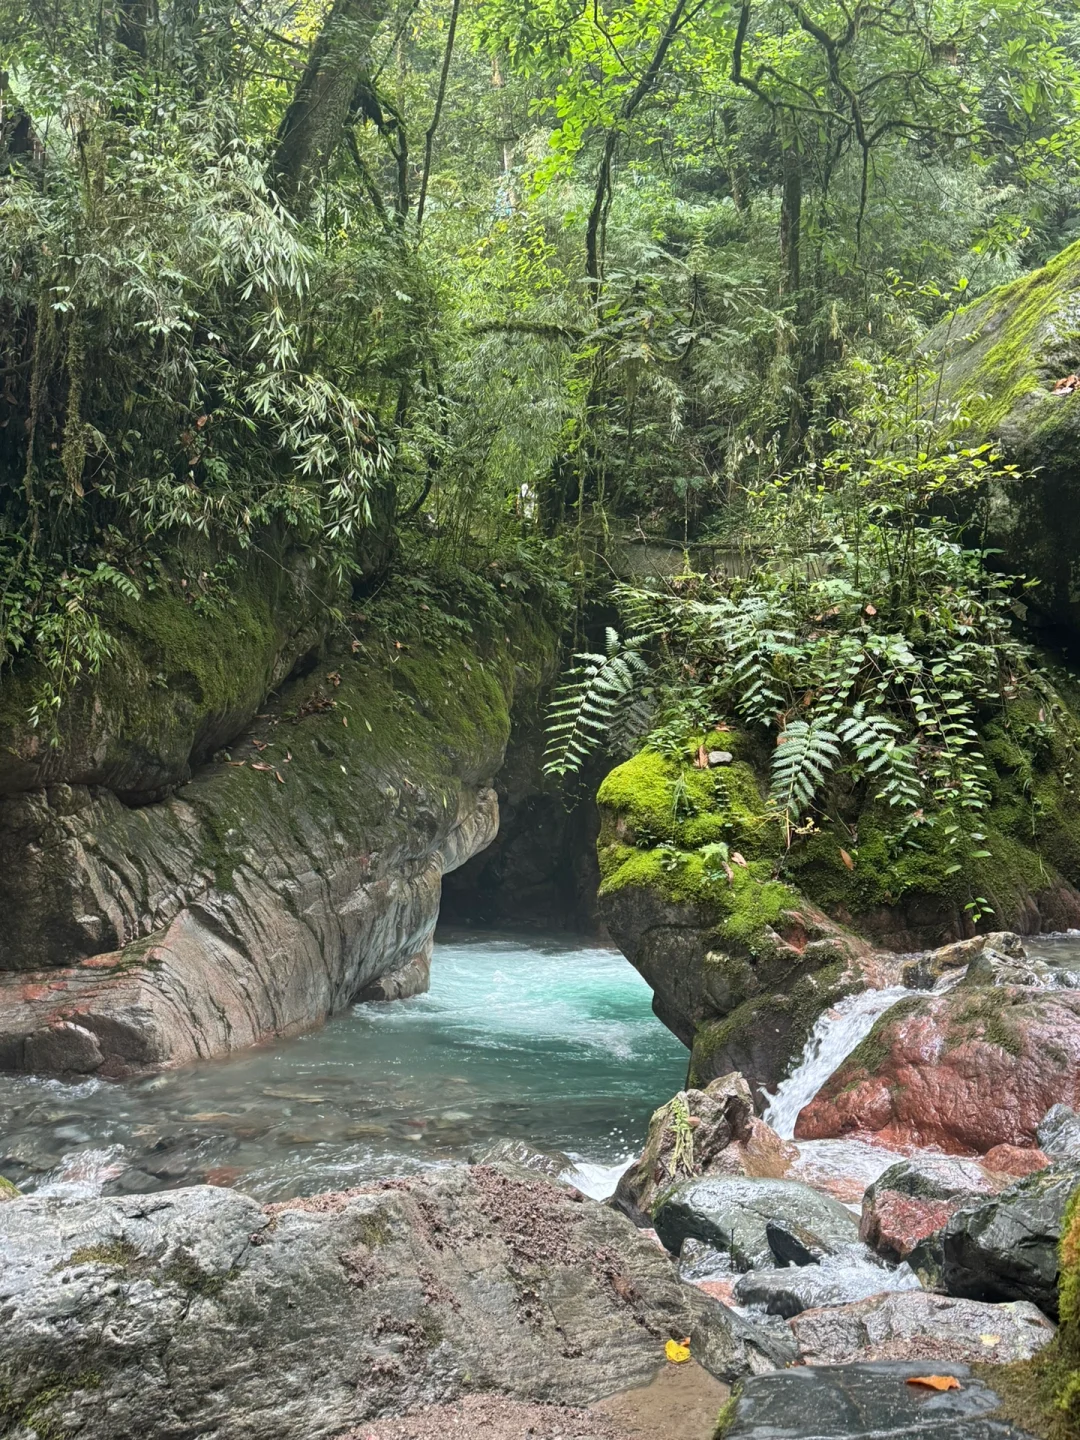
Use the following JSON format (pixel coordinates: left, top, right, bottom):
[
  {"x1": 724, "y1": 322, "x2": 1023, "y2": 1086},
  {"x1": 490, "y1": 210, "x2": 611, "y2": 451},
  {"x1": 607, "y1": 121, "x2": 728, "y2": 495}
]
[{"x1": 0, "y1": 932, "x2": 688, "y2": 1201}]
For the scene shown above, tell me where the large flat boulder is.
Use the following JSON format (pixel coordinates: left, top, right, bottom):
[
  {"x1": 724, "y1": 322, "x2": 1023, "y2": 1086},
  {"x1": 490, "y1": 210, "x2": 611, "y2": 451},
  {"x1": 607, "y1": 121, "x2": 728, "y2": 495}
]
[
  {"x1": 789, "y1": 1291, "x2": 1056, "y2": 1367},
  {"x1": 0, "y1": 1166, "x2": 783, "y2": 1440}
]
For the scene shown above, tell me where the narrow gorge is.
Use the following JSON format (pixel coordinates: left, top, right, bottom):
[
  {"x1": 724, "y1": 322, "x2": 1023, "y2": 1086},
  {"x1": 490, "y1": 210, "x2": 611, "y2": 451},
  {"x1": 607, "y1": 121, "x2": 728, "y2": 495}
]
[{"x1": 4, "y1": 4, "x2": 1080, "y2": 1440}]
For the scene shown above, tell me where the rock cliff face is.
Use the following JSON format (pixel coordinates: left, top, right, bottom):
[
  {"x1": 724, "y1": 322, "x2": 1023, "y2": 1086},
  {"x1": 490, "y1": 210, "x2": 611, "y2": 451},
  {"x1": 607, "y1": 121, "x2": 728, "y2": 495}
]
[
  {"x1": 925, "y1": 240, "x2": 1080, "y2": 639},
  {"x1": 0, "y1": 554, "x2": 556, "y2": 1075}
]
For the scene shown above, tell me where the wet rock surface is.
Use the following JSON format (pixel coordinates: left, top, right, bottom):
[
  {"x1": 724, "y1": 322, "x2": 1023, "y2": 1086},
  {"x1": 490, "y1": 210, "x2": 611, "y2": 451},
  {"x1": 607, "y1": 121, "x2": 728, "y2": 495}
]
[
  {"x1": 1037, "y1": 1102, "x2": 1080, "y2": 1162},
  {"x1": 613, "y1": 1073, "x2": 796, "y2": 1225},
  {"x1": 860, "y1": 1156, "x2": 1008, "y2": 1267},
  {"x1": 720, "y1": 1360, "x2": 1039, "y2": 1439},
  {"x1": 0, "y1": 627, "x2": 550, "y2": 1077},
  {"x1": 938, "y1": 1163, "x2": 1080, "y2": 1318},
  {"x1": 789, "y1": 1291, "x2": 1056, "y2": 1367},
  {"x1": 0, "y1": 1164, "x2": 784, "y2": 1440},
  {"x1": 652, "y1": 1175, "x2": 859, "y2": 1271},
  {"x1": 734, "y1": 1250, "x2": 920, "y2": 1319},
  {"x1": 795, "y1": 985, "x2": 1080, "y2": 1152}
]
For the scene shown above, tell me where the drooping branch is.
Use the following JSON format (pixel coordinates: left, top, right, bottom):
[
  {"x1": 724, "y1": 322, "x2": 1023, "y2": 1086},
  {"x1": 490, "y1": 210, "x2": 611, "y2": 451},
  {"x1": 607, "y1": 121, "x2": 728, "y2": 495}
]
[
  {"x1": 585, "y1": 0, "x2": 691, "y2": 292},
  {"x1": 416, "y1": 0, "x2": 462, "y2": 231}
]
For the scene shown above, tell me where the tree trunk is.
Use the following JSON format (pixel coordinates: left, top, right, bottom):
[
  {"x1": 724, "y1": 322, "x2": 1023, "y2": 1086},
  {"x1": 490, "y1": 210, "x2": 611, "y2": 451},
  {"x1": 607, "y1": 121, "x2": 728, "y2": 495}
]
[{"x1": 273, "y1": 0, "x2": 389, "y2": 211}]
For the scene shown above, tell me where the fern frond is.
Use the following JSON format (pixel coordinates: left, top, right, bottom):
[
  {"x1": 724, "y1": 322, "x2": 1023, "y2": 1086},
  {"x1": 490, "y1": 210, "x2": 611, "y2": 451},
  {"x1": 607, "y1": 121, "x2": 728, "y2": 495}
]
[{"x1": 543, "y1": 628, "x2": 649, "y2": 776}]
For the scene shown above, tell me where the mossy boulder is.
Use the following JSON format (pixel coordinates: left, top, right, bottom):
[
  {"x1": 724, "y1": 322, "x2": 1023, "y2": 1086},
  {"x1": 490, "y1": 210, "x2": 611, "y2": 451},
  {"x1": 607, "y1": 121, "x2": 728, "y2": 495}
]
[
  {"x1": 596, "y1": 733, "x2": 875, "y2": 1103},
  {"x1": 596, "y1": 716, "x2": 1080, "y2": 1103},
  {"x1": 926, "y1": 240, "x2": 1080, "y2": 637},
  {"x1": 0, "y1": 1175, "x2": 18, "y2": 1201},
  {"x1": 0, "y1": 599, "x2": 558, "y2": 1069}
]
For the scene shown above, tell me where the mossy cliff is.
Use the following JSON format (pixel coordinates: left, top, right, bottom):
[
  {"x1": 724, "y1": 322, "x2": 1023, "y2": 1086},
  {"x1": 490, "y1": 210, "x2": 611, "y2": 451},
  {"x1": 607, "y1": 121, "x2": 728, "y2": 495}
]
[
  {"x1": 597, "y1": 719, "x2": 1080, "y2": 1102},
  {"x1": 0, "y1": 534, "x2": 345, "y2": 803},
  {"x1": 925, "y1": 239, "x2": 1080, "y2": 638},
  {"x1": 0, "y1": 555, "x2": 559, "y2": 1073}
]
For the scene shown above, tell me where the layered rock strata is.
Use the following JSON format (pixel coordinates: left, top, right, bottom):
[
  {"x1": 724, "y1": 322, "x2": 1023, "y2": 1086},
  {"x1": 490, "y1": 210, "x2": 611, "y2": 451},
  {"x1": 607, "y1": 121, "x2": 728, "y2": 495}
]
[{"x1": 0, "y1": 615, "x2": 550, "y2": 1075}]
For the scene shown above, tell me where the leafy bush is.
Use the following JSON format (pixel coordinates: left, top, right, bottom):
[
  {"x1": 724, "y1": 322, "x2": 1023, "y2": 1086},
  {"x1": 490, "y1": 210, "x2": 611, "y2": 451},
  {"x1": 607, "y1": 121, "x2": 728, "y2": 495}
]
[{"x1": 548, "y1": 437, "x2": 1065, "y2": 879}]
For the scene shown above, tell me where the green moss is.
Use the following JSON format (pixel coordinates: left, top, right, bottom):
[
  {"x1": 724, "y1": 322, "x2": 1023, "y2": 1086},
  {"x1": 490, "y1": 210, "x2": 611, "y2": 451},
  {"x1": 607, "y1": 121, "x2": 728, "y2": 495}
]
[
  {"x1": 949, "y1": 989, "x2": 1025, "y2": 1058},
  {"x1": 161, "y1": 1252, "x2": 237, "y2": 1298},
  {"x1": 61, "y1": 1240, "x2": 140, "y2": 1270},
  {"x1": 0, "y1": 1369, "x2": 102, "y2": 1440},
  {"x1": 844, "y1": 997, "x2": 926, "y2": 1075},
  {"x1": 0, "y1": 1175, "x2": 18, "y2": 1200},
  {"x1": 933, "y1": 239, "x2": 1080, "y2": 442},
  {"x1": 355, "y1": 1211, "x2": 391, "y2": 1248},
  {"x1": 596, "y1": 742, "x2": 781, "y2": 856},
  {"x1": 713, "y1": 1392, "x2": 739, "y2": 1437}
]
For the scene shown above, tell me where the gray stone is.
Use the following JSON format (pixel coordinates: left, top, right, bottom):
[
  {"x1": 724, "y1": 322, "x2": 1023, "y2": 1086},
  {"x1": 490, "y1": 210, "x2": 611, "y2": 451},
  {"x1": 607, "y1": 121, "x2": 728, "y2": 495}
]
[
  {"x1": 708, "y1": 751, "x2": 734, "y2": 766},
  {"x1": 1037, "y1": 1103, "x2": 1080, "y2": 1162},
  {"x1": 0, "y1": 1165, "x2": 785, "y2": 1440},
  {"x1": 790, "y1": 1290, "x2": 1056, "y2": 1367},
  {"x1": 734, "y1": 1253, "x2": 920, "y2": 1319},
  {"x1": 721, "y1": 1360, "x2": 1039, "y2": 1439},
  {"x1": 0, "y1": 624, "x2": 542, "y2": 1076},
  {"x1": 939, "y1": 1163, "x2": 1080, "y2": 1317},
  {"x1": 653, "y1": 1176, "x2": 859, "y2": 1271}
]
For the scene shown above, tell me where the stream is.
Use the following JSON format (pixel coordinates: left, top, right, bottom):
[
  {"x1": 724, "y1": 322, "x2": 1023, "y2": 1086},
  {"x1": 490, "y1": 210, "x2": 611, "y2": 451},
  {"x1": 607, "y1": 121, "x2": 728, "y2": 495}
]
[
  {"x1": 0, "y1": 930, "x2": 687, "y2": 1202},
  {"x1": 4, "y1": 930, "x2": 1079, "y2": 1211}
]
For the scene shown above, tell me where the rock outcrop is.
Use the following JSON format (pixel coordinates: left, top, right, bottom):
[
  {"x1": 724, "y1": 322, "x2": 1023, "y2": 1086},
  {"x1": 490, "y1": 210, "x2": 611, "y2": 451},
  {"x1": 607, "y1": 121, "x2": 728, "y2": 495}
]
[
  {"x1": 0, "y1": 1165, "x2": 784, "y2": 1440},
  {"x1": 596, "y1": 733, "x2": 1080, "y2": 1107},
  {"x1": 613, "y1": 1073, "x2": 796, "y2": 1224},
  {"x1": 925, "y1": 239, "x2": 1080, "y2": 641},
  {"x1": 795, "y1": 986, "x2": 1080, "y2": 1153},
  {"x1": 936, "y1": 1163, "x2": 1080, "y2": 1318},
  {"x1": 0, "y1": 591, "x2": 555, "y2": 1074}
]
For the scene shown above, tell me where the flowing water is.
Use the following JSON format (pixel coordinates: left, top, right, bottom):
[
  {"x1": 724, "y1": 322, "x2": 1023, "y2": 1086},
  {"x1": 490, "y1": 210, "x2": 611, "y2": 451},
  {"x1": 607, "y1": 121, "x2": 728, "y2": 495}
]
[
  {"x1": 0, "y1": 931, "x2": 687, "y2": 1202},
  {"x1": 763, "y1": 987, "x2": 917, "y2": 1139}
]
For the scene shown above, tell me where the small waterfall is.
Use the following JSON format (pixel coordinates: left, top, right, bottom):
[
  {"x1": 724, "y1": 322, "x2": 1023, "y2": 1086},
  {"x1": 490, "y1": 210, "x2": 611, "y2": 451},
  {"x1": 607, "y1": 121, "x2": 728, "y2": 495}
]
[{"x1": 763, "y1": 987, "x2": 916, "y2": 1138}]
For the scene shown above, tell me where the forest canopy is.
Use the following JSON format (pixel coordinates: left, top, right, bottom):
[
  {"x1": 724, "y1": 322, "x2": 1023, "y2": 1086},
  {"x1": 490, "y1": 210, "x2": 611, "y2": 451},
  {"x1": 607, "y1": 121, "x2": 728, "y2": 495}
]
[{"x1": 0, "y1": 0, "x2": 1078, "y2": 719}]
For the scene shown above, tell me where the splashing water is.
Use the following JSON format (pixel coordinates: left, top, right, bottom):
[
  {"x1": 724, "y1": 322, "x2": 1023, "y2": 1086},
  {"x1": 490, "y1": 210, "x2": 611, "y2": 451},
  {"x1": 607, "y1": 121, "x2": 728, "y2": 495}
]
[{"x1": 763, "y1": 987, "x2": 916, "y2": 1138}]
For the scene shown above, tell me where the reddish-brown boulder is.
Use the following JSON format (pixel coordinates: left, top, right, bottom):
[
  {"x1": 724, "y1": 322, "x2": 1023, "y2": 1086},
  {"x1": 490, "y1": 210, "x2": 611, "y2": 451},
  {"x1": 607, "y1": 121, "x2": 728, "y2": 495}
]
[
  {"x1": 982, "y1": 1144, "x2": 1051, "y2": 1178},
  {"x1": 795, "y1": 987, "x2": 1080, "y2": 1153}
]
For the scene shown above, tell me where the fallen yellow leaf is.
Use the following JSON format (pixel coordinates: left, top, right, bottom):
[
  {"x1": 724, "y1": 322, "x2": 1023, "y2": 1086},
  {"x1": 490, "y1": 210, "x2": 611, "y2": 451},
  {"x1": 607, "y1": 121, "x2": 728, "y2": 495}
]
[
  {"x1": 665, "y1": 1338, "x2": 691, "y2": 1364},
  {"x1": 979, "y1": 1334, "x2": 1001, "y2": 1346},
  {"x1": 906, "y1": 1376, "x2": 961, "y2": 1392}
]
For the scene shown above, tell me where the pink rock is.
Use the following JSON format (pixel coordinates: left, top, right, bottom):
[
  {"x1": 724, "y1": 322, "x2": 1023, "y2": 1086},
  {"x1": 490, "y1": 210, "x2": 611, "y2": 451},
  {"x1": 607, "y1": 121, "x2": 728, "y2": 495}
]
[
  {"x1": 981, "y1": 1144, "x2": 1050, "y2": 1177},
  {"x1": 795, "y1": 987, "x2": 1080, "y2": 1153}
]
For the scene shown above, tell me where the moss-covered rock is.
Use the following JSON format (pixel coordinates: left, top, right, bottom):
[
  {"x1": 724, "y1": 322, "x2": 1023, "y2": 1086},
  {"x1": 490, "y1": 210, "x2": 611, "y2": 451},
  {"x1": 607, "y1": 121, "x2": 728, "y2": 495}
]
[
  {"x1": 0, "y1": 593, "x2": 559, "y2": 1069},
  {"x1": 596, "y1": 733, "x2": 876, "y2": 1103},
  {"x1": 0, "y1": 1175, "x2": 18, "y2": 1201},
  {"x1": 0, "y1": 534, "x2": 341, "y2": 802},
  {"x1": 925, "y1": 240, "x2": 1080, "y2": 637},
  {"x1": 596, "y1": 712, "x2": 1080, "y2": 1101}
]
